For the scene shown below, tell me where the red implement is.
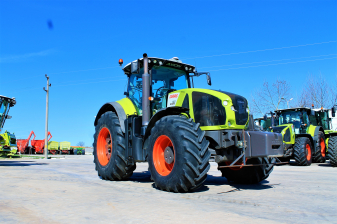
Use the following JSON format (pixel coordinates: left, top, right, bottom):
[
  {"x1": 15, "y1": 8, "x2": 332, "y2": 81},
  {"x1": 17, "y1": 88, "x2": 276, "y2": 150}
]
[
  {"x1": 16, "y1": 131, "x2": 36, "y2": 154},
  {"x1": 31, "y1": 132, "x2": 52, "y2": 154}
]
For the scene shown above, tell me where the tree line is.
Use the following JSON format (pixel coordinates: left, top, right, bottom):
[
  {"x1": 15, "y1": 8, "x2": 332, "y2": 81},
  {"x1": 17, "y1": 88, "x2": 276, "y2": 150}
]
[{"x1": 250, "y1": 73, "x2": 337, "y2": 118}]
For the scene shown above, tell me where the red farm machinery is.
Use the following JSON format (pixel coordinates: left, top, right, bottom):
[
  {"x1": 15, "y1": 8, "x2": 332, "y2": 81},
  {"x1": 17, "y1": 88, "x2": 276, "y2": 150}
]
[
  {"x1": 31, "y1": 132, "x2": 52, "y2": 154},
  {"x1": 16, "y1": 131, "x2": 36, "y2": 154}
]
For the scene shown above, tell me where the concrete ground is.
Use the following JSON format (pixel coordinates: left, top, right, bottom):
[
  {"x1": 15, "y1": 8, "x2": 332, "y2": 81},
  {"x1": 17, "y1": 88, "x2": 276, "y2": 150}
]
[{"x1": 0, "y1": 155, "x2": 336, "y2": 224}]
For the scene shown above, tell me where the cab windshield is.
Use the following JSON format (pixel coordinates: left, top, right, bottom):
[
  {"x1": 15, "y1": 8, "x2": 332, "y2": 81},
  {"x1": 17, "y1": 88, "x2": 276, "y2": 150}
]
[
  {"x1": 128, "y1": 66, "x2": 189, "y2": 114},
  {"x1": 261, "y1": 119, "x2": 271, "y2": 131},
  {"x1": 278, "y1": 111, "x2": 304, "y2": 128},
  {"x1": 0, "y1": 99, "x2": 10, "y2": 130},
  {"x1": 316, "y1": 111, "x2": 330, "y2": 130}
]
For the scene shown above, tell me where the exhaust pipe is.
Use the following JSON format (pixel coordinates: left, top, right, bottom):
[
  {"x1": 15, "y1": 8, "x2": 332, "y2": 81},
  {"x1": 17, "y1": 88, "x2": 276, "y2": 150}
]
[{"x1": 142, "y1": 53, "x2": 150, "y2": 126}]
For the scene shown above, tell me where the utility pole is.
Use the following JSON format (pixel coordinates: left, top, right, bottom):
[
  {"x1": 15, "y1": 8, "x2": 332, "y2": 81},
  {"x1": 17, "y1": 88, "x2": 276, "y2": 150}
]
[{"x1": 43, "y1": 74, "x2": 51, "y2": 159}]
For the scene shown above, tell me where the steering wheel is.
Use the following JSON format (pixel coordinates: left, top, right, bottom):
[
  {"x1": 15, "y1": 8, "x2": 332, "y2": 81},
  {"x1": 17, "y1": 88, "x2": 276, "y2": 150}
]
[{"x1": 155, "y1": 86, "x2": 169, "y2": 98}]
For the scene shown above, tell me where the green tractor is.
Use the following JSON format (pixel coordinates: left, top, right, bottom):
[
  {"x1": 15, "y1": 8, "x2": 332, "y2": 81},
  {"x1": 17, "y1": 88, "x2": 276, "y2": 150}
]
[
  {"x1": 93, "y1": 54, "x2": 284, "y2": 192},
  {"x1": 311, "y1": 106, "x2": 337, "y2": 166},
  {"x1": 0, "y1": 95, "x2": 17, "y2": 157},
  {"x1": 254, "y1": 116, "x2": 272, "y2": 131},
  {"x1": 270, "y1": 107, "x2": 328, "y2": 165}
]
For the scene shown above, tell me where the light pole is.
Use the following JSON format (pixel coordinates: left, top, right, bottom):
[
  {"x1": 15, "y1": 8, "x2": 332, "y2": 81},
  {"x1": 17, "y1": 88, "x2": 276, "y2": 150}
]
[
  {"x1": 43, "y1": 74, "x2": 51, "y2": 159},
  {"x1": 281, "y1": 97, "x2": 293, "y2": 109}
]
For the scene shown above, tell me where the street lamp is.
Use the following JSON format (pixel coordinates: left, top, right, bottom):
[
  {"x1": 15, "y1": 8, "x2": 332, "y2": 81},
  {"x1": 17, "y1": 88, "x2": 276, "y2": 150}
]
[{"x1": 281, "y1": 97, "x2": 293, "y2": 109}]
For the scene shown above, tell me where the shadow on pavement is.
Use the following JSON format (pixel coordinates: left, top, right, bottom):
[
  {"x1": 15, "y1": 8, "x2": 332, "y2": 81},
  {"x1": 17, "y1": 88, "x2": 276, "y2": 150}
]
[
  {"x1": 318, "y1": 163, "x2": 334, "y2": 167},
  {"x1": 0, "y1": 161, "x2": 48, "y2": 166},
  {"x1": 129, "y1": 171, "x2": 152, "y2": 183},
  {"x1": 195, "y1": 175, "x2": 278, "y2": 193}
]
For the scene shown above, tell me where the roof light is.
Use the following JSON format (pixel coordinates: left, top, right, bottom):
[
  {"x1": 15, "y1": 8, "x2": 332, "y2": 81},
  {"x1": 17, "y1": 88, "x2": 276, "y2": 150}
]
[
  {"x1": 118, "y1": 59, "x2": 123, "y2": 66},
  {"x1": 185, "y1": 66, "x2": 188, "y2": 71},
  {"x1": 159, "y1": 61, "x2": 163, "y2": 66}
]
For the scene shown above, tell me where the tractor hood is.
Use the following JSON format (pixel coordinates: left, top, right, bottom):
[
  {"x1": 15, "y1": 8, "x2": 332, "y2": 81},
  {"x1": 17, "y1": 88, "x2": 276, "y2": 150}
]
[{"x1": 214, "y1": 90, "x2": 249, "y2": 126}]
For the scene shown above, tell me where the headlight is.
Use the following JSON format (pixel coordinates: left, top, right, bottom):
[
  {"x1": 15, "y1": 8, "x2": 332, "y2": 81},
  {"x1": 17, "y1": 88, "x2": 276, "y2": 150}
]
[{"x1": 223, "y1": 101, "x2": 228, "y2": 106}]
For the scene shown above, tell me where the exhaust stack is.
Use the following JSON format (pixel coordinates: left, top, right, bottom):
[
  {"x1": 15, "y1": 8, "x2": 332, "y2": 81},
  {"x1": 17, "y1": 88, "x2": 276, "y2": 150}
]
[{"x1": 142, "y1": 53, "x2": 150, "y2": 126}]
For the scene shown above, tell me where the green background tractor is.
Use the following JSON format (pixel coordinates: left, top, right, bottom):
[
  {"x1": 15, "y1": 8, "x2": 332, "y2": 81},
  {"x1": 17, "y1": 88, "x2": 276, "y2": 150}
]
[
  {"x1": 272, "y1": 107, "x2": 327, "y2": 166},
  {"x1": 0, "y1": 95, "x2": 17, "y2": 157},
  {"x1": 93, "y1": 54, "x2": 284, "y2": 192},
  {"x1": 312, "y1": 107, "x2": 337, "y2": 166}
]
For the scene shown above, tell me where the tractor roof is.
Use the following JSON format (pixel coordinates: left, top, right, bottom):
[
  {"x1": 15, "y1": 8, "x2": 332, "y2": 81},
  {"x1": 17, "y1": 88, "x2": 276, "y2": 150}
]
[
  {"x1": 0, "y1": 95, "x2": 16, "y2": 106},
  {"x1": 122, "y1": 57, "x2": 195, "y2": 75},
  {"x1": 275, "y1": 107, "x2": 311, "y2": 113},
  {"x1": 312, "y1": 108, "x2": 329, "y2": 112}
]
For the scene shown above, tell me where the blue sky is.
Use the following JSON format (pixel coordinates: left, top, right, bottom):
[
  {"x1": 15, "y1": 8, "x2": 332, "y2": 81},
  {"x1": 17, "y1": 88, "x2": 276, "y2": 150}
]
[{"x1": 1, "y1": 0, "x2": 336, "y2": 146}]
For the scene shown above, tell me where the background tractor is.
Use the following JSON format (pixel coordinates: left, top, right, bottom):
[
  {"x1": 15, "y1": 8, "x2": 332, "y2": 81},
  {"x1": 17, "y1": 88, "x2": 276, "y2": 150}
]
[
  {"x1": 311, "y1": 106, "x2": 337, "y2": 166},
  {"x1": 93, "y1": 54, "x2": 284, "y2": 192},
  {"x1": 270, "y1": 107, "x2": 327, "y2": 166},
  {"x1": 0, "y1": 95, "x2": 17, "y2": 157}
]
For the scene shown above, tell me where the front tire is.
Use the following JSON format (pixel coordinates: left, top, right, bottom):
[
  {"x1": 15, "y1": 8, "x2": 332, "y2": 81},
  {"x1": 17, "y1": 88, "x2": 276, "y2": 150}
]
[
  {"x1": 328, "y1": 136, "x2": 337, "y2": 167},
  {"x1": 220, "y1": 157, "x2": 274, "y2": 184},
  {"x1": 293, "y1": 137, "x2": 312, "y2": 166},
  {"x1": 93, "y1": 111, "x2": 136, "y2": 180},
  {"x1": 313, "y1": 131, "x2": 326, "y2": 163},
  {"x1": 148, "y1": 115, "x2": 211, "y2": 192}
]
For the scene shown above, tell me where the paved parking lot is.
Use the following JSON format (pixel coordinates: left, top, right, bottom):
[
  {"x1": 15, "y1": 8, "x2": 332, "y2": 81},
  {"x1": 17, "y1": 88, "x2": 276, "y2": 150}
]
[{"x1": 0, "y1": 155, "x2": 336, "y2": 223}]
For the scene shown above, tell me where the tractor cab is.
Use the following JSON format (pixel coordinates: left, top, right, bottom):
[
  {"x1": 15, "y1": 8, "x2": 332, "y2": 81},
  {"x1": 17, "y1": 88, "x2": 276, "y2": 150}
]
[
  {"x1": 312, "y1": 106, "x2": 337, "y2": 131},
  {"x1": 0, "y1": 95, "x2": 16, "y2": 132},
  {"x1": 254, "y1": 117, "x2": 272, "y2": 131},
  {"x1": 122, "y1": 57, "x2": 210, "y2": 115},
  {"x1": 275, "y1": 108, "x2": 312, "y2": 134}
]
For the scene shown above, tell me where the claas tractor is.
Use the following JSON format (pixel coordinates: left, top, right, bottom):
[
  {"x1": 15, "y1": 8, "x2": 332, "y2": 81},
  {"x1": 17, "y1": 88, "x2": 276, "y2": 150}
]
[
  {"x1": 93, "y1": 54, "x2": 284, "y2": 192},
  {"x1": 270, "y1": 107, "x2": 328, "y2": 166},
  {"x1": 311, "y1": 106, "x2": 337, "y2": 166},
  {"x1": 254, "y1": 116, "x2": 273, "y2": 131},
  {"x1": 0, "y1": 95, "x2": 18, "y2": 157}
]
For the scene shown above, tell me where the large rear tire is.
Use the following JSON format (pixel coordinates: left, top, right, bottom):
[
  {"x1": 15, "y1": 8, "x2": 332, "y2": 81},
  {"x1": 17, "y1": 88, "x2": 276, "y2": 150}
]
[
  {"x1": 328, "y1": 136, "x2": 337, "y2": 167},
  {"x1": 93, "y1": 111, "x2": 136, "y2": 180},
  {"x1": 220, "y1": 157, "x2": 274, "y2": 184},
  {"x1": 148, "y1": 115, "x2": 211, "y2": 192},
  {"x1": 313, "y1": 131, "x2": 326, "y2": 163},
  {"x1": 293, "y1": 137, "x2": 312, "y2": 166}
]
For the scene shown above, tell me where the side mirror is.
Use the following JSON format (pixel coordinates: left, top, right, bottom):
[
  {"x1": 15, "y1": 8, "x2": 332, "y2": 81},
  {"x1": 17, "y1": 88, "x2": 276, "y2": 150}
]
[
  {"x1": 124, "y1": 92, "x2": 129, "y2": 96},
  {"x1": 263, "y1": 114, "x2": 267, "y2": 121},
  {"x1": 332, "y1": 106, "x2": 336, "y2": 117},
  {"x1": 131, "y1": 60, "x2": 139, "y2": 74},
  {"x1": 206, "y1": 74, "x2": 211, "y2": 86},
  {"x1": 6, "y1": 115, "x2": 12, "y2": 119}
]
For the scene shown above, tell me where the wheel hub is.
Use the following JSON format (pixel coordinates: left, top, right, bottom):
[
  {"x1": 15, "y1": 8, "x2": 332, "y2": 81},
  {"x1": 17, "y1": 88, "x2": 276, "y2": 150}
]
[{"x1": 164, "y1": 146, "x2": 174, "y2": 164}]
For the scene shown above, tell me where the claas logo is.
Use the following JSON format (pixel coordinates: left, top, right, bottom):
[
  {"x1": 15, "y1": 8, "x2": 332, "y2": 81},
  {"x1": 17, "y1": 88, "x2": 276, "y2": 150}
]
[{"x1": 169, "y1": 94, "x2": 179, "y2": 99}]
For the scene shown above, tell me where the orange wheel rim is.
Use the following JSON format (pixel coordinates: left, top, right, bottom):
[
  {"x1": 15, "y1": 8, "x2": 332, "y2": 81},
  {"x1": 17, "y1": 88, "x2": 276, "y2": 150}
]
[
  {"x1": 97, "y1": 127, "x2": 112, "y2": 166},
  {"x1": 153, "y1": 135, "x2": 175, "y2": 176},
  {"x1": 320, "y1": 138, "x2": 326, "y2": 157},
  {"x1": 306, "y1": 144, "x2": 311, "y2": 161}
]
